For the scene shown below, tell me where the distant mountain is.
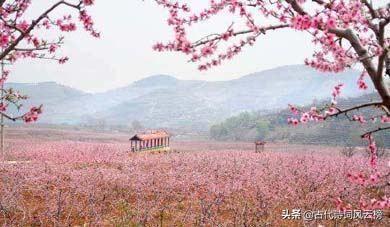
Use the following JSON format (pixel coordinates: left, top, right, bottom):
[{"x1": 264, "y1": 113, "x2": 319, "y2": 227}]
[
  {"x1": 4, "y1": 82, "x2": 88, "y2": 122},
  {"x1": 6, "y1": 82, "x2": 86, "y2": 103},
  {"x1": 5, "y1": 65, "x2": 375, "y2": 129}
]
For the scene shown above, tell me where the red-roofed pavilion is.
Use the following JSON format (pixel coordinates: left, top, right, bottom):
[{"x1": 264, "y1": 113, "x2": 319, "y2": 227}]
[{"x1": 129, "y1": 130, "x2": 170, "y2": 152}]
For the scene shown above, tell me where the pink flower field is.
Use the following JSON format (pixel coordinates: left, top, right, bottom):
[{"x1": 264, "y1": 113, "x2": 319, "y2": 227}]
[{"x1": 0, "y1": 139, "x2": 389, "y2": 226}]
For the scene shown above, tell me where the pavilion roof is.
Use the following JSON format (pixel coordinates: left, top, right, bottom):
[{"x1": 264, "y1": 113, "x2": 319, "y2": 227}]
[{"x1": 129, "y1": 130, "x2": 170, "y2": 141}]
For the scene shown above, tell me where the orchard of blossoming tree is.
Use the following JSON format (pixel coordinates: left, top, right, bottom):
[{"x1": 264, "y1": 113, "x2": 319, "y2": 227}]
[{"x1": 0, "y1": 140, "x2": 389, "y2": 225}]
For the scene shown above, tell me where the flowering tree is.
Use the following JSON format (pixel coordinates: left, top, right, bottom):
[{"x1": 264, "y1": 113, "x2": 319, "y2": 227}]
[
  {"x1": 151, "y1": 0, "x2": 389, "y2": 210},
  {"x1": 0, "y1": 0, "x2": 98, "y2": 123}
]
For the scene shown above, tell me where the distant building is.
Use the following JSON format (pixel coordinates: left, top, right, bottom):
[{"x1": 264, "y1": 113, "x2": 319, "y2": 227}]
[
  {"x1": 255, "y1": 141, "x2": 266, "y2": 153},
  {"x1": 129, "y1": 130, "x2": 170, "y2": 152}
]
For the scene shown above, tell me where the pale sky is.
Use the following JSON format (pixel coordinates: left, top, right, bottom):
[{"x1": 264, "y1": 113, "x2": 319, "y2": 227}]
[{"x1": 7, "y1": 0, "x2": 366, "y2": 93}]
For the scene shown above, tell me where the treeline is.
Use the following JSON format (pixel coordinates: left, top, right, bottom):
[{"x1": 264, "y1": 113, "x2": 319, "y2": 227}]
[{"x1": 210, "y1": 93, "x2": 390, "y2": 147}]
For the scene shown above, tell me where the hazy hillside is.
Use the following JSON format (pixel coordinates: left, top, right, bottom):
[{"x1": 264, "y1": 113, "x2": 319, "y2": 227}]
[
  {"x1": 6, "y1": 65, "x2": 374, "y2": 128},
  {"x1": 6, "y1": 82, "x2": 86, "y2": 104},
  {"x1": 209, "y1": 93, "x2": 389, "y2": 147},
  {"x1": 5, "y1": 82, "x2": 88, "y2": 122}
]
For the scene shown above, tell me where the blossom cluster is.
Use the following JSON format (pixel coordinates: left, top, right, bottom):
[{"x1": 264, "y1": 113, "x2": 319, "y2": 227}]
[{"x1": 287, "y1": 83, "x2": 345, "y2": 126}]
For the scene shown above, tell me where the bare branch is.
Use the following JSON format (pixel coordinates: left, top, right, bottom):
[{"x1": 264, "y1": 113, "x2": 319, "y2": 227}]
[
  {"x1": 14, "y1": 47, "x2": 50, "y2": 52},
  {"x1": 326, "y1": 102, "x2": 384, "y2": 120},
  {"x1": 192, "y1": 24, "x2": 289, "y2": 48},
  {"x1": 377, "y1": 18, "x2": 390, "y2": 78},
  {"x1": 312, "y1": 0, "x2": 325, "y2": 4},
  {"x1": 0, "y1": 112, "x2": 23, "y2": 122},
  {"x1": 361, "y1": 126, "x2": 390, "y2": 138},
  {"x1": 361, "y1": 0, "x2": 378, "y2": 19},
  {"x1": 286, "y1": 0, "x2": 306, "y2": 15}
]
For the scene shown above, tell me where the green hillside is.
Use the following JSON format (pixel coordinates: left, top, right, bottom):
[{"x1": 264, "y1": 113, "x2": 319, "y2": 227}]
[{"x1": 210, "y1": 93, "x2": 390, "y2": 147}]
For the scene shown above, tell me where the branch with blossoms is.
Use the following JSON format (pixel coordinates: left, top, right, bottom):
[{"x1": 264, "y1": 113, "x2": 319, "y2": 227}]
[
  {"x1": 0, "y1": 0, "x2": 98, "y2": 123},
  {"x1": 152, "y1": 0, "x2": 390, "y2": 106},
  {"x1": 287, "y1": 84, "x2": 389, "y2": 137}
]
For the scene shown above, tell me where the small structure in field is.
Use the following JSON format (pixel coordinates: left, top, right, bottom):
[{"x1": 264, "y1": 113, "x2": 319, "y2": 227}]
[
  {"x1": 129, "y1": 130, "x2": 170, "y2": 152},
  {"x1": 255, "y1": 141, "x2": 266, "y2": 153}
]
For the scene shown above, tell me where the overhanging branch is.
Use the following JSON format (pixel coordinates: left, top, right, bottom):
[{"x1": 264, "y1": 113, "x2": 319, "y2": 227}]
[
  {"x1": 361, "y1": 0, "x2": 378, "y2": 19},
  {"x1": 326, "y1": 102, "x2": 384, "y2": 119},
  {"x1": 361, "y1": 126, "x2": 390, "y2": 138},
  {"x1": 192, "y1": 24, "x2": 289, "y2": 48},
  {"x1": 0, "y1": 112, "x2": 23, "y2": 122}
]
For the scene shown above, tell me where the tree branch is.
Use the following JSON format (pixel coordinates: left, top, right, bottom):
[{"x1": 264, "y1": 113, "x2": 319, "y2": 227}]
[
  {"x1": 361, "y1": 126, "x2": 390, "y2": 138},
  {"x1": 0, "y1": 112, "x2": 23, "y2": 122},
  {"x1": 192, "y1": 24, "x2": 289, "y2": 48},
  {"x1": 326, "y1": 102, "x2": 384, "y2": 119},
  {"x1": 286, "y1": 0, "x2": 307, "y2": 15},
  {"x1": 312, "y1": 0, "x2": 325, "y2": 4},
  {"x1": 377, "y1": 18, "x2": 390, "y2": 78},
  {"x1": 0, "y1": 104, "x2": 43, "y2": 122},
  {"x1": 361, "y1": 0, "x2": 378, "y2": 19}
]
